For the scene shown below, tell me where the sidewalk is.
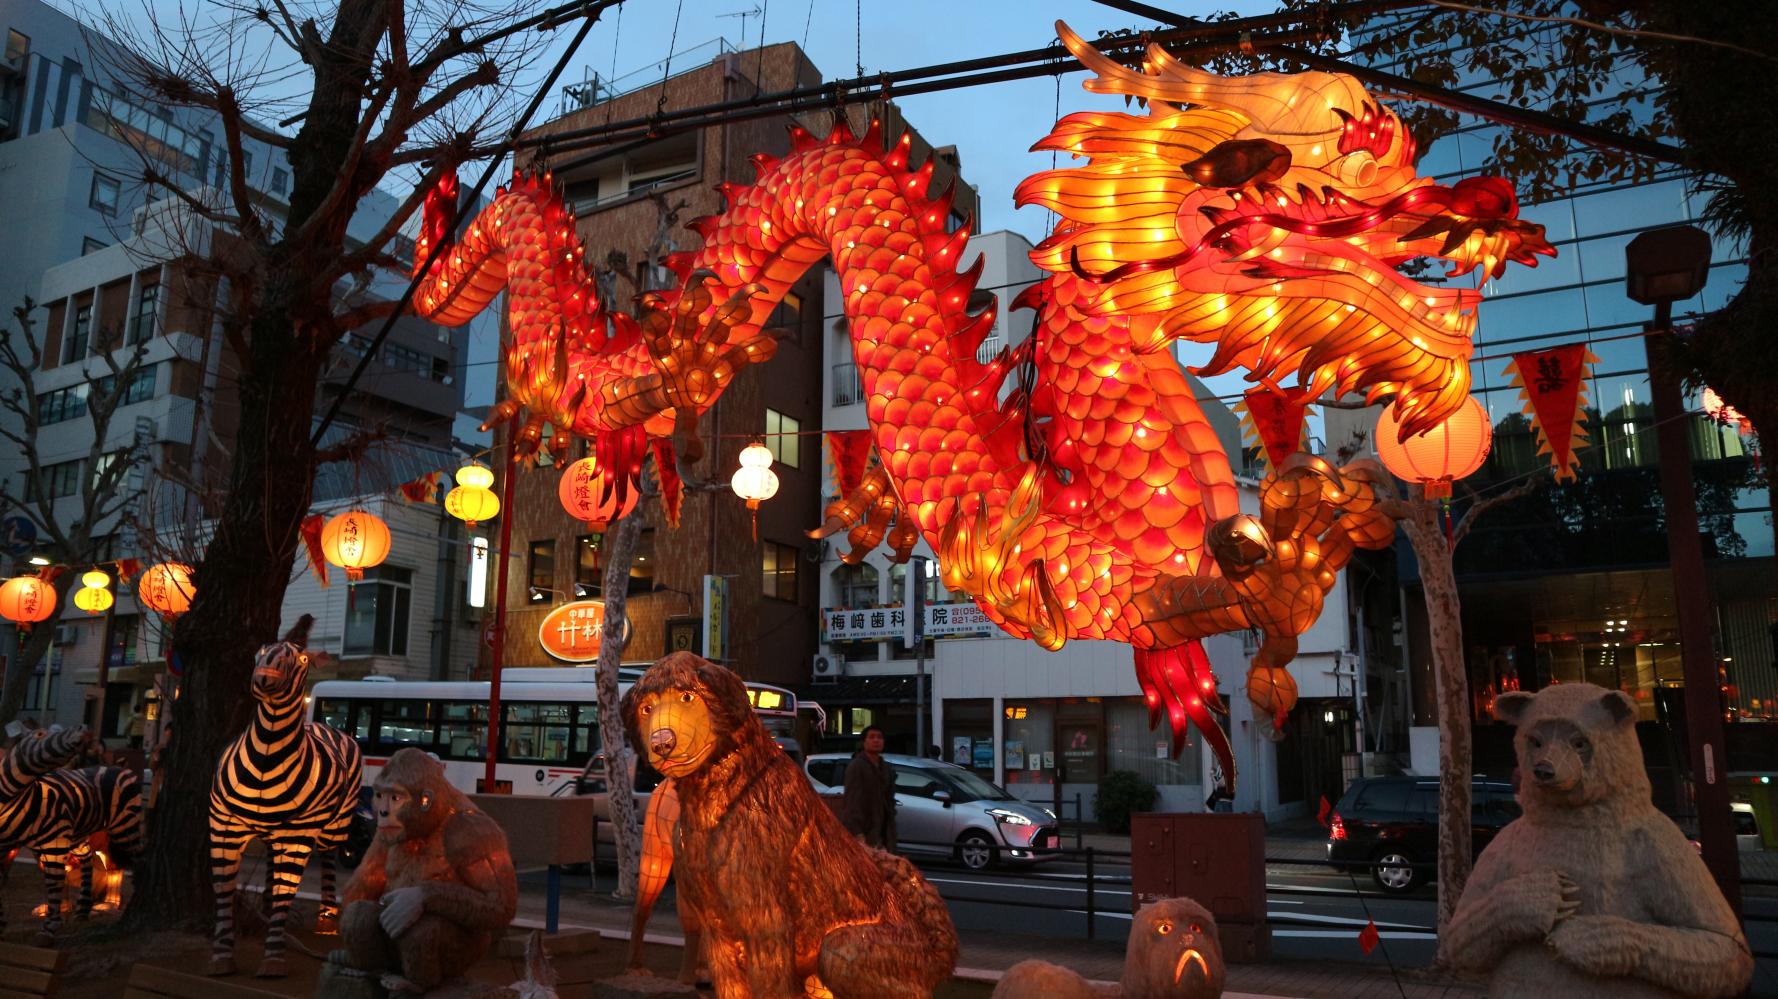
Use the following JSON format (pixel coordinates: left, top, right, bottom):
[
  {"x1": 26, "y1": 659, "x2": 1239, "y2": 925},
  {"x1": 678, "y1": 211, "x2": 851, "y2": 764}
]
[{"x1": 510, "y1": 876, "x2": 1483, "y2": 999}]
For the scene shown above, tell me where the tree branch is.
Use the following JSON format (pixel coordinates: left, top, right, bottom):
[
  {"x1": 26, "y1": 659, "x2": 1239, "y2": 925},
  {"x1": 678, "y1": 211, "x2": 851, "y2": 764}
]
[
  {"x1": 1451, "y1": 475, "x2": 1542, "y2": 547},
  {"x1": 314, "y1": 425, "x2": 387, "y2": 465},
  {"x1": 1425, "y1": 0, "x2": 1778, "y2": 62}
]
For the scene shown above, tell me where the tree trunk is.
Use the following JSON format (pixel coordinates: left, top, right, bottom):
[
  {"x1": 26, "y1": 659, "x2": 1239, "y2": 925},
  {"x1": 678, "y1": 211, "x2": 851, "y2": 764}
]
[
  {"x1": 0, "y1": 571, "x2": 79, "y2": 728},
  {"x1": 594, "y1": 510, "x2": 644, "y2": 902},
  {"x1": 1398, "y1": 496, "x2": 1473, "y2": 941},
  {"x1": 120, "y1": 286, "x2": 324, "y2": 931}
]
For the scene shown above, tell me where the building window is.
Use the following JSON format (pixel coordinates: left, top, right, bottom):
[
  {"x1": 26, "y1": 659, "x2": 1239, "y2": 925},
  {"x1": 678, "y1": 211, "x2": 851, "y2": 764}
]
[
  {"x1": 4, "y1": 30, "x2": 29, "y2": 71},
  {"x1": 834, "y1": 562, "x2": 878, "y2": 608},
  {"x1": 271, "y1": 167, "x2": 289, "y2": 196},
  {"x1": 63, "y1": 305, "x2": 91, "y2": 363},
  {"x1": 574, "y1": 533, "x2": 602, "y2": 597},
  {"x1": 344, "y1": 566, "x2": 413, "y2": 656},
  {"x1": 38, "y1": 459, "x2": 82, "y2": 499},
  {"x1": 106, "y1": 613, "x2": 140, "y2": 668},
  {"x1": 129, "y1": 283, "x2": 159, "y2": 344},
  {"x1": 764, "y1": 291, "x2": 802, "y2": 342},
  {"x1": 761, "y1": 541, "x2": 798, "y2": 602},
  {"x1": 628, "y1": 530, "x2": 655, "y2": 594},
  {"x1": 36, "y1": 384, "x2": 87, "y2": 424},
  {"x1": 94, "y1": 364, "x2": 158, "y2": 405},
  {"x1": 89, "y1": 174, "x2": 120, "y2": 216},
  {"x1": 527, "y1": 541, "x2": 556, "y2": 601},
  {"x1": 765, "y1": 408, "x2": 799, "y2": 468},
  {"x1": 81, "y1": 237, "x2": 106, "y2": 255}
]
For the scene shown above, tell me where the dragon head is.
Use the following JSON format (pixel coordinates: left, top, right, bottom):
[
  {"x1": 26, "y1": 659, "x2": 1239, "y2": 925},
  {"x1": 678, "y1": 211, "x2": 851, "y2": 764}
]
[{"x1": 1018, "y1": 23, "x2": 1555, "y2": 438}]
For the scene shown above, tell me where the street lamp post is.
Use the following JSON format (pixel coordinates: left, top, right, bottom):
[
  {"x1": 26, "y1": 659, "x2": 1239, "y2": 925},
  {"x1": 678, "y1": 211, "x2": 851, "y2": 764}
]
[{"x1": 1625, "y1": 224, "x2": 1739, "y2": 913}]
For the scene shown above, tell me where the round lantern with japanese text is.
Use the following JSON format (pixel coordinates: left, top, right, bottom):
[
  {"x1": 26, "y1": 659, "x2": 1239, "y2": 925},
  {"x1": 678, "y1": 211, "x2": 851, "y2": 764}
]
[
  {"x1": 138, "y1": 562, "x2": 195, "y2": 617},
  {"x1": 321, "y1": 510, "x2": 392, "y2": 582},
  {"x1": 559, "y1": 455, "x2": 636, "y2": 530},
  {"x1": 74, "y1": 570, "x2": 112, "y2": 615},
  {"x1": 1375, "y1": 397, "x2": 1492, "y2": 499},
  {"x1": 0, "y1": 576, "x2": 56, "y2": 627}
]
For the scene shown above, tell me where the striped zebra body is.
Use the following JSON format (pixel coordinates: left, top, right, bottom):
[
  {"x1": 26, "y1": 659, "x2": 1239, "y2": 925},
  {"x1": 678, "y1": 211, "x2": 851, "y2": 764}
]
[
  {"x1": 0, "y1": 764, "x2": 143, "y2": 939},
  {"x1": 0, "y1": 727, "x2": 89, "y2": 801},
  {"x1": 208, "y1": 619, "x2": 361, "y2": 978}
]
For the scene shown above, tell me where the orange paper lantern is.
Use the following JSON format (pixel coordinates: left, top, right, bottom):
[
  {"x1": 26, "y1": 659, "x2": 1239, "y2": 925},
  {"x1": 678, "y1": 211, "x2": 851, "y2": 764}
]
[
  {"x1": 1376, "y1": 396, "x2": 1493, "y2": 498},
  {"x1": 321, "y1": 510, "x2": 392, "y2": 582},
  {"x1": 0, "y1": 576, "x2": 56, "y2": 626},
  {"x1": 559, "y1": 455, "x2": 637, "y2": 530},
  {"x1": 138, "y1": 562, "x2": 195, "y2": 617}
]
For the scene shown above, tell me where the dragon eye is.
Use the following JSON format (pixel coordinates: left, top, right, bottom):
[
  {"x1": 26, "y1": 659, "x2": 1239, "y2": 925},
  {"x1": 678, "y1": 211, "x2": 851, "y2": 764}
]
[{"x1": 1155, "y1": 921, "x2": 1173, "y2": 935}]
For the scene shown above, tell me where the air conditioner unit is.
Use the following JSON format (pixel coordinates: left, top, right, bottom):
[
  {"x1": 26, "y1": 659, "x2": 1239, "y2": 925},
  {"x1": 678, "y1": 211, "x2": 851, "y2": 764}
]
[
  {"x1": 52, "y1": 625, "x2": 77, "y2": 647},
  {"x1": 811, "y1": 653, "x2": 843, "y2": 684}
]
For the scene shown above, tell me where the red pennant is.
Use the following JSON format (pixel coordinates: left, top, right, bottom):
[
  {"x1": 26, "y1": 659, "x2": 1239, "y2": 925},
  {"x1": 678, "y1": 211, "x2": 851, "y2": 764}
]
[
  {"x1": 826, "y1": 430, "x2": 872, "y2": 497},
  {"x1": 300, "y1": 514, "x2": 329, "y2": 589},
  {"x1": 653, "y1": 438, "x2": 684, "y2": 528},
  {"x1": 115, "y1": 558, "x2": 142, "y2": 583},
  {"x1": 1358, "y1": 919, "x2": 1380, "y2": 955},
  {"x1": 1504, "y1": 344, "x2": 1595, "y2": 481},
  {"x1": 398, "y1": 471, "x2": 442, "y2": 503},
  {"x1": 1241, "y1": 388, "x2": 1309, "y2": 470},
  {"x1": 1316, "y1": 795, "x2": 1332, "y2": 827}
]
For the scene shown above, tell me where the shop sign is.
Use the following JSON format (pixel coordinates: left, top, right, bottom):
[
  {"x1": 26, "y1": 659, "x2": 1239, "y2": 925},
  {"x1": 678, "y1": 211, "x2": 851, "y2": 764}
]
[
  {"x1": 822, "y1": 602, "x2": 996, "y2": 642},
  {"x1": 538, "y1": 600, "x2": 629, "y2": 662}
]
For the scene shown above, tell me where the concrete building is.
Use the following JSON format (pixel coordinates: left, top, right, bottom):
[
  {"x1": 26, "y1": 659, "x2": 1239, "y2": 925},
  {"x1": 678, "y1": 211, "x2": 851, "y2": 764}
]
[
  {"x1": 491, "y1": 40, "x2": 977, "y2": 690},
  {"x1": 0, "y1": 0, "x2": 481, "y2": 737}
]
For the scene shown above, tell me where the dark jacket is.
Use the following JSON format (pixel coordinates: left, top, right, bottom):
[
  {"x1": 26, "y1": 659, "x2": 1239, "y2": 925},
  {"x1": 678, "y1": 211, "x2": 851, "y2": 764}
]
[{"x1": 840, "y1": 751, "x2": 897, "y2": 849}]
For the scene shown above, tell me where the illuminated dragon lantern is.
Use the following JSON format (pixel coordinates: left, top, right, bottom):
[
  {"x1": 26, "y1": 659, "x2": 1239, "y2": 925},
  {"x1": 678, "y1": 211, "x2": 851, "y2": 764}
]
[{"x1": 412, "y1": 23, "x2": 1553, "y2": 790}]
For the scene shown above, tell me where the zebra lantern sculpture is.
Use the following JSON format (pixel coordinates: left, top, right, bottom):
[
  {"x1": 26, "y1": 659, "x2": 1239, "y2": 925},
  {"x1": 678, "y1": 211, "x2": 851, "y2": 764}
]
[
  {"x1": 208, "y1": 614, "x2": 363, "y2": 978},
  {"x1": 0, "y1": 725, "x2": 145, "y2": 943}
]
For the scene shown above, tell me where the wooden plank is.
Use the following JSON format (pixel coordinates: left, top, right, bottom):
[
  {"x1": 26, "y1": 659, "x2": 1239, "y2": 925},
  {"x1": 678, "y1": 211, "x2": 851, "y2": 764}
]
[
  {"x1": 123, "y1": 964, "x2": 288, "y2": 999},
  {"x1": 0, "y1": 984, "x2": 48, "y2": 999},
  {"x1": 0, "y1": 968, "x2": 52, "y2": 994},
  {"x1": 0, "y1": 943, "x2": 65, "y2": 973}
]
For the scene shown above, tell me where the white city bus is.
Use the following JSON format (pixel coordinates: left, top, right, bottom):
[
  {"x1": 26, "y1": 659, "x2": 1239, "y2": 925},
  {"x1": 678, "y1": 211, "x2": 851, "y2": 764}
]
[{"x1": 309, "y1": 667, "x2": 801, "y2": 797}]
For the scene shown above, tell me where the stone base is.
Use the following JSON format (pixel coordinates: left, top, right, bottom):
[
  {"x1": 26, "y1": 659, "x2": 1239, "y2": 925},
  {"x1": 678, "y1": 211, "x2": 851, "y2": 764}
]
[
  {"x1": 316, "y1": 961, "x2": 521, "y2": 999},
  {"x1": 590, "y1": 972, "x2": 700, "y2": 997}
]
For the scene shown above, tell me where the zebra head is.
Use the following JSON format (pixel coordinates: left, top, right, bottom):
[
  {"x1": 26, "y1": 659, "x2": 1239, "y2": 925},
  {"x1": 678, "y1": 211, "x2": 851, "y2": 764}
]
[{"x1": 251, "y1": 614, "x2": 315, "y2": 703}]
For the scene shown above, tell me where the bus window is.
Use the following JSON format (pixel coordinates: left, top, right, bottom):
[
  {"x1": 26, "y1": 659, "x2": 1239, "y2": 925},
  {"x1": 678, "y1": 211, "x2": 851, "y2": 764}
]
[
  {"x1": 438, "y1": 702, "x2": 487, "y2": 761},
  {"x1": 377, "y1": 699, "x2": 436, "y2": 752},
  {"x1": 316, "y1": 698, "x2": 352, "y2": 731},
  {"x1": 571, "y1": 705, "x2": 599, "y2": 757},
  {"x1": 503, "y1": 703, "x2": 571, "y2": 763}
]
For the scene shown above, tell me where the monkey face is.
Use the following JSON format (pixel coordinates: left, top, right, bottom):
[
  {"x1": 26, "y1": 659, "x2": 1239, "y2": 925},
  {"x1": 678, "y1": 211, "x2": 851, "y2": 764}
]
[
  {"x1": 633, "y1": 686, "x2": 719, "y2": 778},
  {"x1": 372, "y1": 774, "x2": 440, "y2": 844}
]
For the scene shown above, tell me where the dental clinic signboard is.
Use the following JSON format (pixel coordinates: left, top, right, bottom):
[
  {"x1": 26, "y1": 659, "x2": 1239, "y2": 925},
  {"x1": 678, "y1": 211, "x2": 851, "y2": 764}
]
[{"x1": 822, "y1": 602, "x2": 995, "y2": 642}]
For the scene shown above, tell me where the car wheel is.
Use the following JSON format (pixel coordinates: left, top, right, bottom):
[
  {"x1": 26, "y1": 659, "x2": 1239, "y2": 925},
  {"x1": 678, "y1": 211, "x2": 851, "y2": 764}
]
[
  {"x1": 956, "y1": 831, "x2": 997, "y2": 871},
  {"x1": 1371, "y1": 851, "x2": 1419, "y2": 893}
]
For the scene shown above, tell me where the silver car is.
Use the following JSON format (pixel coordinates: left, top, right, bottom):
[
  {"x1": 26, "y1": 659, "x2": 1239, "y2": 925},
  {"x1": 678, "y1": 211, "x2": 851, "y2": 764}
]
[{"x1": 804, "y1": 753, "x2": 1058, "y2": 870}]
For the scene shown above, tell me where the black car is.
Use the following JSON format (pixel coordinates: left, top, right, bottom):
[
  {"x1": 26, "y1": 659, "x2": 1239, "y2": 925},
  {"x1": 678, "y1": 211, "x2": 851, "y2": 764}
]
[{"x1": 1326, "y1": 776, "x2": 1521, "y2": 893}]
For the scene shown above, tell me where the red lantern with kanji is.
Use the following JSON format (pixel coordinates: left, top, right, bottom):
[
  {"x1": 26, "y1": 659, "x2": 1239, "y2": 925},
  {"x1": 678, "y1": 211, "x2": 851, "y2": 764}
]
[
  {"x1": 321, "y1": 510, "x2": 392, "y2": 582},
  {"x1": 1376, "y1": 396, "x2": 1493, "y2": 499},
  {"x1": 559, "y1": 455, "x2": 636, "y2": 530},
  {"x1": 0, "y1": 576, "x2": 56, "y2": 627},
  {"x1": 138, "y1": 562, "x2": 195, "y2": 617}
]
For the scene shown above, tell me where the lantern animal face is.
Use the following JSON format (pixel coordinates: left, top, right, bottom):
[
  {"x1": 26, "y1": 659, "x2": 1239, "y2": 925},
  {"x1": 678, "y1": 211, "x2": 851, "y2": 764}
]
[
  {"x1": 1019, "y1": 23, "x2": 1555, "y2": 439},
  {"x1": 630, "y1": 684, "x2": 719, "y2": 780},
  {"x1": 251, "y1": 616, "x2": 316, "y2": 704}
]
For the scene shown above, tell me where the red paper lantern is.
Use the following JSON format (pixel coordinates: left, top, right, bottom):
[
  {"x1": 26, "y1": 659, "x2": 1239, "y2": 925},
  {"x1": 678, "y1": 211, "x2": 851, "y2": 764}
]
[
  {"x1": 559, "y1": 455, "x2": 636, "y2": 530},
  {"x1": 1376, "y1": 396, "x2": 1493, "y2": 498},
  {"x1": 1702, "y1": 387, "x2": 1753, "y2": 435},
  {"x1": 0, "y1": 576, "x2": 56, "y2": 627},
  {"x1": 138, "y1": 562, "x2": 195, "y2": 617},
  {"x1": 321, "y1": 510, "x2": 392, "y2": 582}
]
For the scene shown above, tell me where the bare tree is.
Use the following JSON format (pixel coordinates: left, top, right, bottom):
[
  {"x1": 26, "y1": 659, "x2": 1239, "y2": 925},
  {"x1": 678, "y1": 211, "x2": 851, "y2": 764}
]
[
  {"x1": 1380, "y1": 474, "x2": 1539, "y2": 939},
  {"x1": 75, "y1": 0, "x2": 586, "y2": 929},
  {"x1": 0, "y1": 301, "x2": 153, "y2": 727}
]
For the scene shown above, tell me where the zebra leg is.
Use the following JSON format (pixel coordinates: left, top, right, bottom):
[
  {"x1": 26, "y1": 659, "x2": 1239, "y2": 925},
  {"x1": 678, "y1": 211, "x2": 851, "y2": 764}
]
[
  {"x1": 36, "y1": 852, "x2": 65, "y2": 945},
  {"x1": 208, "y1": 830, "x2": 250, "y2": 976},
  {"x1": 0, "y1": 848, "x2": 15, "y2": 938},
  {"x1": 317, "y1": 851, "x2": 339, "y2": 935},
  {"x1": 76, "y1": 853, "x2": 92, "y2": 919},
  {"x1": 255, "y1": 840, "x2": 312, "y2": 978}
]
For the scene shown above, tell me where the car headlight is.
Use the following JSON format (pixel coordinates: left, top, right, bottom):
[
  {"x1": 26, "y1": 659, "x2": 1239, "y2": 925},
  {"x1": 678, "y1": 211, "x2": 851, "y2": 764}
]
[{"x1": 987, "y1": 808, "x2": 1033, "y2": 826}]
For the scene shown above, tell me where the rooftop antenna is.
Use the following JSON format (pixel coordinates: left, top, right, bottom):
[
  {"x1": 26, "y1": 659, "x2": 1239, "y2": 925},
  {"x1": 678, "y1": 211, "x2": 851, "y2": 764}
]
[{"x1": 717, "y1": 5, "x2": 763, "y2": 52}]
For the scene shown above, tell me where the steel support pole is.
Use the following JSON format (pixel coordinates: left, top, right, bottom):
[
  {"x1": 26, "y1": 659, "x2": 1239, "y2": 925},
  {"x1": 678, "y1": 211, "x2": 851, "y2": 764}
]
[
  {"x1": 483, "y1": 414, "x2": 521, "y2": 794},
  {"x1": 1645, "y1": 304, "x2": 1740, "y2": 913}
]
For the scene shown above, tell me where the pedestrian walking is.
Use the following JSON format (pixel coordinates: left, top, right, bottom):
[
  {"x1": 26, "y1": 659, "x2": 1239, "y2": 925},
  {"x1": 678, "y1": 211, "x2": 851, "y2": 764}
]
[{"x1": 840, "y1": 726, "x2": 897, "y2": 849}]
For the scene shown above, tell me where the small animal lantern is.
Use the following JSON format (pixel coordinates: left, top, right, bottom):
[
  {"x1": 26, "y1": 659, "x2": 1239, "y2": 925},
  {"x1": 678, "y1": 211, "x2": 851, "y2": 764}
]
[{"x1": 993, "y1": 897, "x2": 1224, "y2": 998}]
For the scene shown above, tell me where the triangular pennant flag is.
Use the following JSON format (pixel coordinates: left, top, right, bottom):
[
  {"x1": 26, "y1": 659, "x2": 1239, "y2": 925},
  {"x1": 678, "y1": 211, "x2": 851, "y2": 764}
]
[
  {"x1": 653, "y1": 437, "x2": 684, "y2": 529},
  {"x1": 300, "y1": 514, "x2": 329, "y2": 589},
  {"x1": 1237, "y1": 388, "x2": 1312, "y2": 472},
  {"x1": 826, "y1": 430, "x2": 872, "y2": 497},
  {"x1": 398, "y1": 471, "x2": 442, "y2": 503},
  {"x1": 1503, "y1": 344, "x2": 1596, "y2": 481},
  {"x1": 115, "y1": 558, "x2": 142, "y2": 583},
  {"x1": 1358, "y1": 919, "x2": 1380, "y2": 955}
]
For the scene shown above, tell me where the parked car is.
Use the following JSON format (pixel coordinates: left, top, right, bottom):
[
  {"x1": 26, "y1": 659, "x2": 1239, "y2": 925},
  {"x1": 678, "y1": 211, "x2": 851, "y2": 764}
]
[
  {"x1": 804, "y1": 753, "x2": 1058, "y2": 870},
  {"x1": 1326, "y1": 775, "x2": 1521, "y2": 893},
  {"x1": 1733, "y1": 801, "x2": 1764, "y2": 851}
]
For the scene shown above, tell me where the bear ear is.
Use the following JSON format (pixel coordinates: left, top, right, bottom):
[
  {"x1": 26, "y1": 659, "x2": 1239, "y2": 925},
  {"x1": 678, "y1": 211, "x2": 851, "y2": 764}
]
[
  {"x1": 1599, "y1": 690, "x2": 1636, "y2": 728},
  {"x1": 1494, "y1": 691, "x2": 1534, "y2": 726}
]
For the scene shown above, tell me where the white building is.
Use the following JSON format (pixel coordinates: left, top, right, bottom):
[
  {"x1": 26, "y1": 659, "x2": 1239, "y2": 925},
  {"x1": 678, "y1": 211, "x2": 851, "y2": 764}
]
[{"x1": 813, "y1": 229, "x2": 1385, "y2": 820}]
